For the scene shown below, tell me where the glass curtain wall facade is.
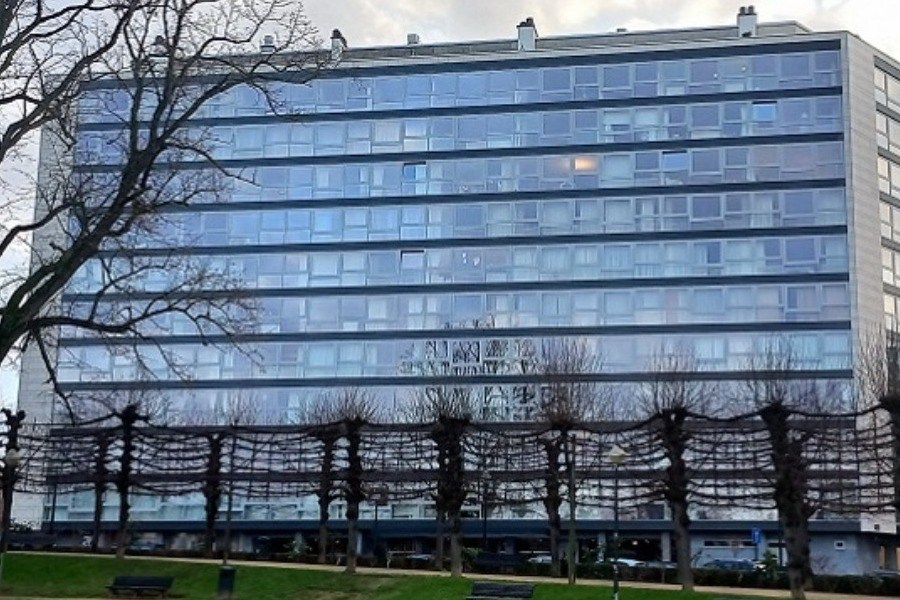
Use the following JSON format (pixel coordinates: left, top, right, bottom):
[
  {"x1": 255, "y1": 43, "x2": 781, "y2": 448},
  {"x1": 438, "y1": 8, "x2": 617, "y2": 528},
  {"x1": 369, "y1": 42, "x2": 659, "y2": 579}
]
[{"x1": 60, "y1": 40, "x2": 851, "y2": 424}]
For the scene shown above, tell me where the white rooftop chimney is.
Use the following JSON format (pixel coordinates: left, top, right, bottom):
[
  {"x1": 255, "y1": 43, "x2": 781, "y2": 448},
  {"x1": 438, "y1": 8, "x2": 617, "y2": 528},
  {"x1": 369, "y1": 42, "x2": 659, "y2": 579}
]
[
  {"x1": 331, "y1": 29, "x2": 347, "y2": 61},
  {"x1": 517, "y1": 17, "x2": 537, "y2": 52},
  {"x1": 260, "y1": 34, "x2": 276, "y2": 54},
  {"x1": 407, "y1": 33, "x2": 421, "y2": 45},
  {"x1": 737, "y1": 5, "x2": 758, "y2": 38}
]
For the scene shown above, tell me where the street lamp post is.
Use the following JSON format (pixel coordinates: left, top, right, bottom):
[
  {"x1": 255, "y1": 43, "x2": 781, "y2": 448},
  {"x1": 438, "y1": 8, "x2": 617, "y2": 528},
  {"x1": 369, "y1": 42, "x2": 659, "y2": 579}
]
[
  {"x1": 217, "y1": 430, "x2": 238, "y2": 600},
  {"x1": 481, "y1": 469, "x2": 491, "y2": 552},
  {"x1": 606, "y1": 445, "x2": 628, "y2": 600},
  {"x1": 371, "y1": 487, "x2": 387, "y2": 566}
]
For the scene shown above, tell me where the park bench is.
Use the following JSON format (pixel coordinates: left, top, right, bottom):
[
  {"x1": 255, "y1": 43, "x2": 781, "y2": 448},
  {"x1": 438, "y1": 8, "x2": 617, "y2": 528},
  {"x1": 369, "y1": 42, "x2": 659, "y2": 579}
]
[
  {"x1": 106, "y1": 575, "x2": 174, "y2": 597},
  {"x1": 466, "y1": 581, "x2": 534, "y2": 600}
]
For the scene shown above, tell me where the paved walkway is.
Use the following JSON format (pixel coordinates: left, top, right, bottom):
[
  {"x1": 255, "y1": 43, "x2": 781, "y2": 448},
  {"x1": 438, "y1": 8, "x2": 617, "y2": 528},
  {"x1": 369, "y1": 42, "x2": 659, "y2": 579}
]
[{"x1": 13, "y1": 552, "x2": 893, "y2": 600}]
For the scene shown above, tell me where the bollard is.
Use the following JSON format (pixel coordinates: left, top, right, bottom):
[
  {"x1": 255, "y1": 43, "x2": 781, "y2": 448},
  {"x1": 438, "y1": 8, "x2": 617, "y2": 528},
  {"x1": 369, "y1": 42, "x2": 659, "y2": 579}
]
[{"x1": 217, "y1": 565, "x2": 236, "y2": 600}]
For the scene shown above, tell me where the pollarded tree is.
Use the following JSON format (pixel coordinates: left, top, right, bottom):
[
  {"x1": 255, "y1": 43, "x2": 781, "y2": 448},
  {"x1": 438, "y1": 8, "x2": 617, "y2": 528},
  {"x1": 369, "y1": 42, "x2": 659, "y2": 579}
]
[
  {"x1": 406, "y1": 384, "x2": 474, "y2": 578},
  {"x1": 535, "y1": 339, "x2": 603, "y2": 583},
  {"x1": 637, "y1": 349, "x2": 716, "y2": 592},
  {"x1": 112, "y1": 403, "x2": 141, "y2": 558},
  {"x1": 741, "y1": 343, "x2": 845, "y2": 600},
  {"x1": 308, "y1": 400, "x2": 342, "y2": 565},
  {"x1": 330, "y1": 388, "x2": 378, "y2": 574}
]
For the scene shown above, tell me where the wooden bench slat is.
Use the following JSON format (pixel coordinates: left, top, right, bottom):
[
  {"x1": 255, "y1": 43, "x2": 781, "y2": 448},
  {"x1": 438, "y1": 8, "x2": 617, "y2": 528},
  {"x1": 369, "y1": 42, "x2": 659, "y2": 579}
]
[
  {"x1": 467, "y1": 581, "x2": 534, "y2": 600},
  {"x1": 107, "y1": 575, "x2": 174, "y2": 598}
]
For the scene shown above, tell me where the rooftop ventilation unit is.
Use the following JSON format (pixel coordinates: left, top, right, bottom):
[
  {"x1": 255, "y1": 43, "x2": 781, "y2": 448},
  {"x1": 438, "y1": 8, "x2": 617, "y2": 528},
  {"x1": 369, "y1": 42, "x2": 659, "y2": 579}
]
[
  {"x1": 517, "y1": 17, "x2": 537, "y2": 52},
  {"x1": 331, "y1": 28, "x2": 347, "y2": 61},
  {"x1": 260, "y1": 34, "x2": 276, "y2": 54},
  {"x1": 737, "y1": 5, "x2": 758, "y2": 38}
]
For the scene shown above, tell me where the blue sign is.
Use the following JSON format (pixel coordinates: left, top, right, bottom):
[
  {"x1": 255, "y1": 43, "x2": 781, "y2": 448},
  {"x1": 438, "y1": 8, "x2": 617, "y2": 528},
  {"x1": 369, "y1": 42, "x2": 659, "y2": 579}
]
[{"x1": 751, "y1": 527, "x2": 762, "y2": 544}]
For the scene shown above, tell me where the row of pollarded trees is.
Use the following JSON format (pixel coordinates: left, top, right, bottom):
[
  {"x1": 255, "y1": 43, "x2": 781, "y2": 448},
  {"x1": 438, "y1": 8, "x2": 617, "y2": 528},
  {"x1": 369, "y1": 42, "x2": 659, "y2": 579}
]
[{"x1": 37, "y1": 339, "x2": 900, "y2": 600}]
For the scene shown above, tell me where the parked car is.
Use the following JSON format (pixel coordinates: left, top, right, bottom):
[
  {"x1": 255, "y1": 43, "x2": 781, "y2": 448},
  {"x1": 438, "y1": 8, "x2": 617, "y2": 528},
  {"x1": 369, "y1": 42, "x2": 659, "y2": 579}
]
[
  {"x1": 526, "y1": 553, "x2": 553, "y2": 564},
  {"x1": 643, "y1": 560, "x2": 677, "y2": 569},
  {"x1": 612, "y1": 557, "x2": 646, "y2": 567},
  {"x1": 702, "y1": 558, "x2": 756, "y2": 571},
  {"x1": 127, "y1": 540, "x2": 164, "y2": 552},
  {"x1": 870, "y1": 569, "x2": 900, "y2": 580}
]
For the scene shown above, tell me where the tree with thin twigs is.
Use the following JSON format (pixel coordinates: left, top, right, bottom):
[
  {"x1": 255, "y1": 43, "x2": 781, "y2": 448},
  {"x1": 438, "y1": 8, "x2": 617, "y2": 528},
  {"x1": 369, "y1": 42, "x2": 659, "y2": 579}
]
[
  {"x1": 328, "y1": 388, "x2": 378, "y2": 574},
  {"x1": 193, "y1": 394, "x2": 259, "y2": 559},
  {"x1": 535, "y1": 339, "x2": 603, "y2": 583},
  {"x1": 636, "y1": 348, "x2": 716, "y2": 592},
  {"x1": 399, "y1": 319, "x2": 498, "y2": 574},
  {"x1": 424, "y1": 388, "x2": 472, "y2": 577},
  {"x1": 413, "y1": 386, "x2": 473, "y2": 578},
  {"x1": 855, "y1": 325, "x2": 900, "y2": 535},
  {"x1": 111, "y1": 403, "x2": 141, "y2": 559},
  {"x1": 401, "y1": 365, "x2": 474, "y2": 577},
  {"x1": 199, "y1": 431, "x2": 223, "y2": 558},
  {"x1": 740, "y1": 342, "x2": 848, "y2": 600},
  {"x1": 308, "y1": 399, "x2": 341, "y2": 565},
  {"x1": 1, "y1": 0, "x2": 327, "y2": 423}
]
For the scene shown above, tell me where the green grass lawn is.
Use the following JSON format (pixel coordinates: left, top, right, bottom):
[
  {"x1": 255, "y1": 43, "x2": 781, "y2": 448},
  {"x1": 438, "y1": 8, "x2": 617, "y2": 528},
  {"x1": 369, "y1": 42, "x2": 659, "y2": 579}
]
[{"x1": 0, "y1": 553, "x2": 754, "y2": 600}]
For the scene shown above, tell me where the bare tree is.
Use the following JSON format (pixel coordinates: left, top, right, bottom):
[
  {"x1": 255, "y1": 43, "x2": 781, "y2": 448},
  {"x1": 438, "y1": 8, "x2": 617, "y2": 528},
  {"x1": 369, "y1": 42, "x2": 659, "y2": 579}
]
[
  {"x1": 90, "y1": 430, "x2": 110, "y2": 552},
  {"x1": 856, "y1": 325, "x2": 900, "y2": 532},
  {"x1": 637, "y1": 349, "x2": 715, "y2": 592},
  {"x1": 405, "y1": 384, "x2": 473, "y2": 578},
  {"x1": 0, "y1": 0, "x2": 326, "y2": 420},
  {"x1": 112, "y1": 403, "x2": 141, "y2": 558},
  {"x1": 428, "y1": 391, "x2": 472, "y2": 578},
  {"x1": 535, "y1": 339, "x2": 602, "y2": 583},
  {"x1": 308, "y1": 399, "x2": 341, "y2": 565},
  {"x1": 0, "y1": 409, "x2": 25, "y2": 558},
  {"x1": 741, "y1": 343, "x2": 842, "y2": 599},
  {"x1": 200, "y1": 432, "x2": 223, "y2": 558},
  {"x1": 330, "y1": 388, "x2": 377, "y2": 574}
]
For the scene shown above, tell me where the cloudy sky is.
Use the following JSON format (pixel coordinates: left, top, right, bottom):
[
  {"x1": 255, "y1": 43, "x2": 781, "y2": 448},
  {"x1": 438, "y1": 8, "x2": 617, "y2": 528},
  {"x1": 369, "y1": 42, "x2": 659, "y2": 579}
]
[
  {"x1": 0, "y1": 0, "x2": 897, "y2": 407},
  {"x1": 302, "y1": 0, "x2": 900, "y2": 56}
]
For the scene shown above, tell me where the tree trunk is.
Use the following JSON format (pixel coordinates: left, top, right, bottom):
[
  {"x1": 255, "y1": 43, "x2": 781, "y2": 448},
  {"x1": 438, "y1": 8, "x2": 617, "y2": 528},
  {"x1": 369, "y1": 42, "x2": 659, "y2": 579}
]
[
  {"x1": 782, "y1": 511, "x2": 813, "y2": 599},
  {"x1": 760, "y1": 403, "x2": 813, "y2": 600},
  {"x1": 548, "y1": 513, "x2": 561, "y2": 577},
  {"x1": 344, "y1": 420, "x2": 364, "y2": 574},
  {"x1": 203, "y1": 493, "x2": 219, "y2": 559},
  {"x1": 542, "y1": 438, "x2": 563, "y2": 578},
  {"x1": 91, "y1": 483, "x2": 104, "y2": 553},
  {"x1": 115, "y1": 493, "x2": 129, "y2": 559},
  {"x1": 660, "y1": 409, "x2": 694, "y2": 591},
  {"x1": 671, "y1": 497, "x2": 694, "y2": 591},
  {"x1": 434, "y1": 510, "x2": 445, "y2": 571},
  {"x1": 345, "y1": 517, "x2": 358, "y2": 573},
  {"x1": 115, "y1": 406, "x2": 138, "y2": 559},
  {"x1": 564, "y1": 434, "x2": 577, "y2": 585},
  {"x1": 449, "y1": 513, "x2": 463, "y2": 577},
  {"x1": 202, "y1": 435, "x2": 222, "y2": 559},
  {"x1": 317, "y1": 435, "x2": 336, "y2": 564},
  {"x1": 318, "y1": 519, "x2": 329, "y2": 564}
]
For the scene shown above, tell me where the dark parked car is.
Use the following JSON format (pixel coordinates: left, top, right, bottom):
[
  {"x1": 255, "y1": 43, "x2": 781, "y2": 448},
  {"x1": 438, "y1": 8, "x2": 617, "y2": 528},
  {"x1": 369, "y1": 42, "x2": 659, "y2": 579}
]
[
  {"x1": 703, "y1": 558, "x2": 756, "y2": 571},
  {"x1": 127, "y1": 540, "x2": 164, "y2": 552}
]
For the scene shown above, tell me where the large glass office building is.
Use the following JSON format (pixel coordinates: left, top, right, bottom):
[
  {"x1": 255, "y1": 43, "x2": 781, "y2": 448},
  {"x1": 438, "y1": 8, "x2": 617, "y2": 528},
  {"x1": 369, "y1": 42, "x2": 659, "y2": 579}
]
[{"x1": 16, "y1": 8, "x2": 900, "y2": 572}]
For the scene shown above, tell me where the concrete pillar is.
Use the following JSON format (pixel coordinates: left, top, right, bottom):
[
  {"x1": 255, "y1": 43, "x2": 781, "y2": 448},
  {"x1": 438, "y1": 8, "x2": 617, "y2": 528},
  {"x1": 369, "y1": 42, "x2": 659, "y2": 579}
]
[
  {"x1": 885, "y1": 542, "x2": 899, "y2": 570},
  {"x1": 661, "y1": 532, "x2": 672, "y2": 562}
]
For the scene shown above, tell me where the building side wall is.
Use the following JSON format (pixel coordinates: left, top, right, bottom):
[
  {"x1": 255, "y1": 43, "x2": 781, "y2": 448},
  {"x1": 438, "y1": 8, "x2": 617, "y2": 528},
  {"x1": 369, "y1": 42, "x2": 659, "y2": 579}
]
[
  {"x1": 844, "y1": 36, "x2": 883, "y2": 343},
  {"x1": 12, "y1": 123, "x2": 73, "y2": 526}
]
